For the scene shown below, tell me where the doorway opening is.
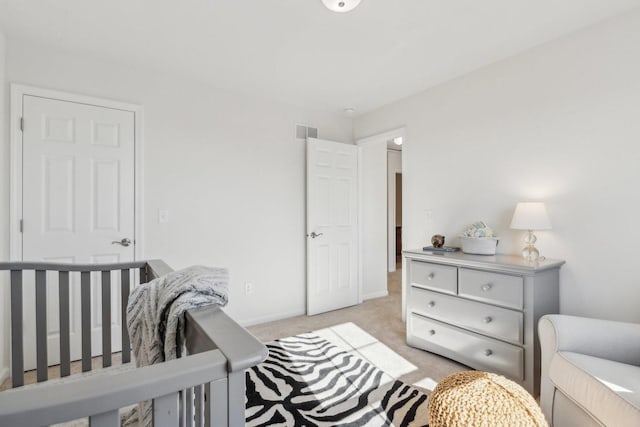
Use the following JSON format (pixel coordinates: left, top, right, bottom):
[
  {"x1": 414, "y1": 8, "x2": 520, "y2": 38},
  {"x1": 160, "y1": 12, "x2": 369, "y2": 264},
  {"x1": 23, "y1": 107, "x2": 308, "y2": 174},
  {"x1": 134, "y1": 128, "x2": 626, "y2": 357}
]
[
  {"x1": 387, "y1": 138, "x2": 402, "y2": 274},
  {"x1": 356, "y1": 127, "x2": 405, "y2": 301},
  {"x1": 395, "y1": 173, "x2": 402, "y2": 269},
  {"x1": 386, "y1": 137, "x2": 403, "y2": 308},
  {"x1": 356, "y1": 128, "x2": 406, "y2": 300}
]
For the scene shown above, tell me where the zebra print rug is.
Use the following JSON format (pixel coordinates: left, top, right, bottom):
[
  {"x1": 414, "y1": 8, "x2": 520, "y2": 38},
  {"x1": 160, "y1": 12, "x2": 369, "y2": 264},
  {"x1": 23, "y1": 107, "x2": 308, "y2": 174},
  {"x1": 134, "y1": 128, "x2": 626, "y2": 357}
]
[{"x1": 246, "y1": 332, "x2": 429, "y2": 426}]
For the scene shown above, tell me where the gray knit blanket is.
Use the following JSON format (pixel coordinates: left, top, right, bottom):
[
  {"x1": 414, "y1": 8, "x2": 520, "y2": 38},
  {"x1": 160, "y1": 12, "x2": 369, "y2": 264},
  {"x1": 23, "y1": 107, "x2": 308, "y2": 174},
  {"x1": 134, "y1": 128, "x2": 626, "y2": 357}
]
[{"x1": 122, "y1": 265, "x2": 229, "y2": 427}]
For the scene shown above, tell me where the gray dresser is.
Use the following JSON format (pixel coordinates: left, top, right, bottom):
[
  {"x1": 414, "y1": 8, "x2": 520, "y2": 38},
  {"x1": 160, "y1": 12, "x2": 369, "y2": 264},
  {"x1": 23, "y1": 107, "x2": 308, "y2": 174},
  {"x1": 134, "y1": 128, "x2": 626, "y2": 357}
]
[{"x1": 403, "y1": 249, "x2": 564, "y2": 396}]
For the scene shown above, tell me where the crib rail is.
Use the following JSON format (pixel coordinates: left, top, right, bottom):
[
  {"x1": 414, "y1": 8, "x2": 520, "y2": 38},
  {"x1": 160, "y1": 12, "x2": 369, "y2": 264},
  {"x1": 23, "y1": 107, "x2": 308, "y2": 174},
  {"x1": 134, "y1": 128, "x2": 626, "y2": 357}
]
[
  {"x1": 0, "y1": 260, "x2": 268, "y2": 426},
  {"x1": 0, "y1": 349, "x2": 227, "y2": 427},
  {"x1": 1, "y1": 260, "x2": 149, "y2": 387}
]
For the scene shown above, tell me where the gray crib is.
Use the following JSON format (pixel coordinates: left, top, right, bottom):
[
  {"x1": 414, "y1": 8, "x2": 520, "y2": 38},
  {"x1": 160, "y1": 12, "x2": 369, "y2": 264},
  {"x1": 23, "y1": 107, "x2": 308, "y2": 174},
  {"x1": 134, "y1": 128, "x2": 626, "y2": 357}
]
[{"x1": 0, "y1": 260, "x2": 267, "y2": 427}]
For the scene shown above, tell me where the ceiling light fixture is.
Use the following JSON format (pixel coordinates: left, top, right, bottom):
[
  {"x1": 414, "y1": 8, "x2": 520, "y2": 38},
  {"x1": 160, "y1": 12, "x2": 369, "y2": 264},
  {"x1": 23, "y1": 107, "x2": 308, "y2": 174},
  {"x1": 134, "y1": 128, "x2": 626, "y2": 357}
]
[
  {"x1": 393, "y1": 137, "x2": 403, "y2": 146},
  {"x1": 322, "y1": 0, "x2": 362, "y2": 13},
  {"x1": 344, "y1": 107, "x2": 356, "y2": 114}
]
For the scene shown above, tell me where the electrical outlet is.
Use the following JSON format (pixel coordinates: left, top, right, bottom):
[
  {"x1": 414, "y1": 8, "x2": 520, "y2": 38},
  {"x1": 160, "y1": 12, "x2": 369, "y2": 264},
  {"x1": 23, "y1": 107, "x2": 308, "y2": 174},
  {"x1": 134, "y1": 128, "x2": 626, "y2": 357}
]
[
  {"x1": 244, "y1": 282, "x2": 254, "y2": 295},
  {"x1": 158, "y1": 209, "x2": 169, "y2": 224},
  {"x1": 425, "y1": 210, "x2": 433, "y2": 221}
]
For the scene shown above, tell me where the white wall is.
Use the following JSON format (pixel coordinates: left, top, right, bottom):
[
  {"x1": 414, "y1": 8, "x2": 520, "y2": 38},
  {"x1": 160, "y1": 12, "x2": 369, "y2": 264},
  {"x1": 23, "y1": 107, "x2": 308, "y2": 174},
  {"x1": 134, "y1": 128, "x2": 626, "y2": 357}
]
[
  {"x1": 354, "y1": 10, "x2": 640, "y2": 323},
  {"x1": 358, "y1": 139, "x2": 388, "y2": 300},
  {"x1": 0, "y1": 29, "x2": 9, "y2": 383},
  {"x1": 3, "y1": 39, "x2": 353, "y2": 330},
  {"x1": 388, "y1": 150, "x2": 402, "y2": 272}
]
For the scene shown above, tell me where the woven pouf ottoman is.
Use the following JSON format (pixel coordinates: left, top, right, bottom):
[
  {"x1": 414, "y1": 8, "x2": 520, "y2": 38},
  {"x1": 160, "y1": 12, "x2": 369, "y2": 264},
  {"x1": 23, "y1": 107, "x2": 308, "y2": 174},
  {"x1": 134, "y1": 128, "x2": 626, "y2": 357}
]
[{"x1": 428, "y1": 371, "x2": 548, "y2": 427}]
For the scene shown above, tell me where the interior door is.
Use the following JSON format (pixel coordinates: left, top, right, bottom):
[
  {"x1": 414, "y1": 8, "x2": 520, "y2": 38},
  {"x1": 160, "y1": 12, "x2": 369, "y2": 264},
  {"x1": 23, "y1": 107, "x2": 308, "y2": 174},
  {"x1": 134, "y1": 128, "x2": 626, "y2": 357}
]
[
  {"x1": 306, "y1": 138, "x2": 358, "y2": 315},
  {"x1": 21, "y1": 94, "x2": 136, "y2": 369}
]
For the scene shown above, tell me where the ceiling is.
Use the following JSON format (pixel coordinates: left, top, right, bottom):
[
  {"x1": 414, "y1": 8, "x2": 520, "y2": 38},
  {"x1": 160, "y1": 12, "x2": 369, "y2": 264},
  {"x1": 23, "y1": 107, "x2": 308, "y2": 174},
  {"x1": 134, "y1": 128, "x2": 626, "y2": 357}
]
[{"x1": 1, "y1": 0, "x2": 639, "y2": 116}]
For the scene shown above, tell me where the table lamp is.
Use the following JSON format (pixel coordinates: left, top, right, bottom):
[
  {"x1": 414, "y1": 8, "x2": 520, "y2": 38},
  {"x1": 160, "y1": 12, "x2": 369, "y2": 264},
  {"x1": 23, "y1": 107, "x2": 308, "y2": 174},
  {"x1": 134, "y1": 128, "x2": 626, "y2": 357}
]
[{"x1": 510, "y1": 202, "x2": 551, "y2": 261}]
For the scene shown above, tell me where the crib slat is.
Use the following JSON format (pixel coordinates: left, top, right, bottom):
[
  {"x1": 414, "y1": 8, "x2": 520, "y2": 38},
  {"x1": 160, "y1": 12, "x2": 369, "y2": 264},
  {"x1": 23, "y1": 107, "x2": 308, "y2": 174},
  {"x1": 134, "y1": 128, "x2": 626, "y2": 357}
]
[
  {"x1": 179, "y1": 388, "x2": 186, "y2": 427},
  {"x1": 35, "y1": 270, "x2": 48, "y2": 383},
  {"x1": 154, "y1": 392, "x2": 180, "y2": 427},
  {"x1": 206, "y1": 378, "x2": 228, "y2": 427},
  {"x1": 81, "y1": 271, "x2": 92, "y2": 372},
  {"x1": 59, "y1": 271, "x2": 71, "y2": 377},
  {"x1": 102, "y1": 270, "x2": 112, "y2": 367},
  {"x1": 10, "y1": 270, "x2": 24, "y2": 388},
  {"x1": 89, "y1": 409, "x2": 119, "y2": 427},
  {"x1": 121, "y1": 268, "x2": 131, "y2": 363},
  {"x1": 204, "y1": 383, "x2": 210, "y2": 427},
  {"x1": 228, "y1": 371, "x2": 245, "y2": 427},
  {"x1": 186, "y1": 387, "x2": 194, "y2": 427},
  {"x1": 140, "y1": 265, "x2": 148, "y2": 284},
  {"x1": 194, "y1": 384, "x2": 204, "y2": 427}
]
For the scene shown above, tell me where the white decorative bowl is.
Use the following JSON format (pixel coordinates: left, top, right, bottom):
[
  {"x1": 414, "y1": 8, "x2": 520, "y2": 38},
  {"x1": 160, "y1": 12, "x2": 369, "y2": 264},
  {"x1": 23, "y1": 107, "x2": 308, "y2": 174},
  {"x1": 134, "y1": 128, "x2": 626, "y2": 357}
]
[{"x1": 460, "y1": 237, "x2": 499, "y2": 255}]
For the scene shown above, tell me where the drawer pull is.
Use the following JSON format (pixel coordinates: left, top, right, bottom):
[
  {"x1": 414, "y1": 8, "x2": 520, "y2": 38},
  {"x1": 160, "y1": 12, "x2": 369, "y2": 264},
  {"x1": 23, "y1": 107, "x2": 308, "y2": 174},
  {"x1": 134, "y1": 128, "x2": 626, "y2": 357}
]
[
  {"x1": 481, "y1": 283, "x2": 493, "y2": 292},
  {"x1": 483, "y1": 316, "x2": 493, "y2": 324},
  {"x1": 485, "y1": 349, "x2": 493, "y2": 356},
  {"x1": 427, "y1": 273, "x2": 435, "y2": 281},
  {"x1": 428, "y1": 329, "x2": 436, "y2": 336},
  {"x1": 428, "y1": 301, "x2": 436, "y2": 308}
]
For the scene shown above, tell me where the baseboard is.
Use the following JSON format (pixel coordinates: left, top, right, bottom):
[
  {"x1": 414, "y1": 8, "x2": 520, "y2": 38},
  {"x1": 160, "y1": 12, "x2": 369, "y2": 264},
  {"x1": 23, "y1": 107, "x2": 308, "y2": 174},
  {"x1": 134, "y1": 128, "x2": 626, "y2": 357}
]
[
  {"x1": 238, "y1": 291, "x2": 388, "y2": 326},
  {"x1": 0, "y1": 366, "x2": 9, "y2": 386},
  {"x1": 363, "y1": 290, "x2": 389, "y2": 300},
  {"x1": 239, "y1": 308, "x2": 307, "y2": 328}
]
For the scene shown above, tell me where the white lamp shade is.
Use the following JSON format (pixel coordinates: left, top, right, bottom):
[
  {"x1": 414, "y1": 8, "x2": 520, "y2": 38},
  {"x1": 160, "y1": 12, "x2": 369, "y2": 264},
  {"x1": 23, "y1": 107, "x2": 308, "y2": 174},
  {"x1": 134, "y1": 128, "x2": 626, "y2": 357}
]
[
  {"x1": 510, "y1": 202, "x2": 552, "y2": 230},
  {"x1": 322, "y1": 0, "x2": 362, "y2": 13}
]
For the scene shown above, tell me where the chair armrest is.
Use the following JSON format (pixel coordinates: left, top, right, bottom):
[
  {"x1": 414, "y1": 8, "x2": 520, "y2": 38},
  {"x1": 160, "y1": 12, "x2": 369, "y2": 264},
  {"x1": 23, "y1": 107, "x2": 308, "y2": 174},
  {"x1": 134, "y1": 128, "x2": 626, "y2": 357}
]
[
  {"x1": 539, "y1": 314, "x2": 640, "y2": 366},
  {"x1": 538, "y1": 314, "x2": 640, "y2": 420}
]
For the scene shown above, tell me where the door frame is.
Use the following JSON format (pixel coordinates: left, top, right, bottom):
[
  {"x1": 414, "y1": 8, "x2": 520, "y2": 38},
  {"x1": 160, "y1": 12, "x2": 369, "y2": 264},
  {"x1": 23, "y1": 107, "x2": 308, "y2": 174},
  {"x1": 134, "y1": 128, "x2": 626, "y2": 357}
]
[
  {"x1": 9, "y1": 84, "x2": 145, "y2": 261},
  {"x1": 356, "y1": 127, "x2": 406, "y2": 298}
]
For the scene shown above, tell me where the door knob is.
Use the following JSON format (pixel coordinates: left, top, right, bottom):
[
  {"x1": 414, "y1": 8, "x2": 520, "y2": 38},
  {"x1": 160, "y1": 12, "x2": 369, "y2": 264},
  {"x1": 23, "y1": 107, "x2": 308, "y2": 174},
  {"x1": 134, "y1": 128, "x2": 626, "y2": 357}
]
[
  {"x1": 112, "y1": 238, "x2": 132, "y2": 247},
  {"x1": 309, "y1": 232, "x2": 324, "y2": 239}
]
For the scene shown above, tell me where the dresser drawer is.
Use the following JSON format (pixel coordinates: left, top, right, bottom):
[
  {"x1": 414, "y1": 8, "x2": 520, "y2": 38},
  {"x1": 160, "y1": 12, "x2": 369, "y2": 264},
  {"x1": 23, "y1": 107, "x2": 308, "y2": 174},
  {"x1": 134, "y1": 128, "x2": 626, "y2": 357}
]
[
  {"x1": 409, "y1": 287, "x2": 523, "y2": 344},
  {"x1": 458, "y1": 268, "x2": 523, "y2": 309},
  {"x1": 408, "y1": 314, "x2": 524, "y2": 380},
  {"x1": 410, "y1": 260, "x2": 457, "y2": 294}
]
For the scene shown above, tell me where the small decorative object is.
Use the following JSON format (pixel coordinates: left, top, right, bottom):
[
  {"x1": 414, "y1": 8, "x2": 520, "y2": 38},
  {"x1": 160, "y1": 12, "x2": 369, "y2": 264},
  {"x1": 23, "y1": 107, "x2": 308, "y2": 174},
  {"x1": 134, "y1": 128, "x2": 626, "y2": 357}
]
[
  {"x1": 425, "y1": 234, "x2": 459, "y2": 252},
  {"x1": 431, "y1": 234, "x2": 445, "y2": 248},
  {"x1": 510, "y1": 202, "x2": 552, "y2": 262},
  {"x1": 422, "y1": 246, "x2": 460, "y2": 253},
  {"x1": 462, "y1": 221, "x2": 495, "y2": 238},
  {"x1": 428, "y1": 371, "x2": 548, "y2": 427},
  {"x1": 460, "y1": 221, "x2": 499, "y2": 255}
]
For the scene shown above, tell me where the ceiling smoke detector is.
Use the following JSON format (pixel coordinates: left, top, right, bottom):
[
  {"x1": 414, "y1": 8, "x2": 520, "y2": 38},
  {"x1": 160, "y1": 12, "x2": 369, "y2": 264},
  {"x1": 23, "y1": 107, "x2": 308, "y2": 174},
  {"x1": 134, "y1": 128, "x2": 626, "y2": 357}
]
[{"x1": 322, "y1": 0, "x2": 362, "y2": 13}]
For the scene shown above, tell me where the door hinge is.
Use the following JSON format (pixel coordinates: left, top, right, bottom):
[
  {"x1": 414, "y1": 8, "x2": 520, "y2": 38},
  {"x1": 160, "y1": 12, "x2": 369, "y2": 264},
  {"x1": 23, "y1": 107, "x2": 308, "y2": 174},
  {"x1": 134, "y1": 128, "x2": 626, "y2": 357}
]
[
  {"x1": 20, "y1": 117, "x2": 24, "y2": 132},
  {"x1": 19, "y1": 219, "x2": 23, "y2": 233}
]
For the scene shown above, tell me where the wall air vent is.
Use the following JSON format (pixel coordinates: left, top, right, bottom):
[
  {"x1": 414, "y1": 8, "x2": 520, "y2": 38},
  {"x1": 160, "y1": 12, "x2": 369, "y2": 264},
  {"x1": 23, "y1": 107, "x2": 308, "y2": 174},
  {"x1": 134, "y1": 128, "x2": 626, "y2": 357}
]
[{"x1": 295, "y1": 124, "x2": 318, "y2": 141}]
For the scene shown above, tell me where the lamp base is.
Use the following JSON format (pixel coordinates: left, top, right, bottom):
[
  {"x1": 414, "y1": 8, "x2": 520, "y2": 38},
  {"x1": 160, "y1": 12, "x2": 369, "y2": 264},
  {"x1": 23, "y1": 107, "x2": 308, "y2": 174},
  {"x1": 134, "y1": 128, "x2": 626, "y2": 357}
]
[
  {"x1": 521, "y1": 230, "x2": 540, "y2": 261},
  {"x1": 521, "y1": 245, "x2": 540, "y2": 261}
]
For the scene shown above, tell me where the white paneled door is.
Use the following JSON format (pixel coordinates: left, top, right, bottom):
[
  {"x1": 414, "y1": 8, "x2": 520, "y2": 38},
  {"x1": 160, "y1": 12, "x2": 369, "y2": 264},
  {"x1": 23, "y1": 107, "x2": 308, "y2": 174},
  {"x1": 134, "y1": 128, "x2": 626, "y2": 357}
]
[
  {"x1": 306, "y1": 138, "x2": 358, "y2": 315},
  {"x1": 21, "y1": 95, "x2": 136, "y2": 369}
]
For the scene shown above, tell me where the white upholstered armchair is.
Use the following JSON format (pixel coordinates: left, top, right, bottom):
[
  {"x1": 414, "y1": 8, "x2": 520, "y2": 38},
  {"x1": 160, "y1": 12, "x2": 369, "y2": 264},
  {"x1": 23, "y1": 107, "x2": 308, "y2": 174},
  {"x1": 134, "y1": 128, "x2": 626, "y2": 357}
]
[{"x1": 538, "y1": 314, "x2": 640, "y2": 427}]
